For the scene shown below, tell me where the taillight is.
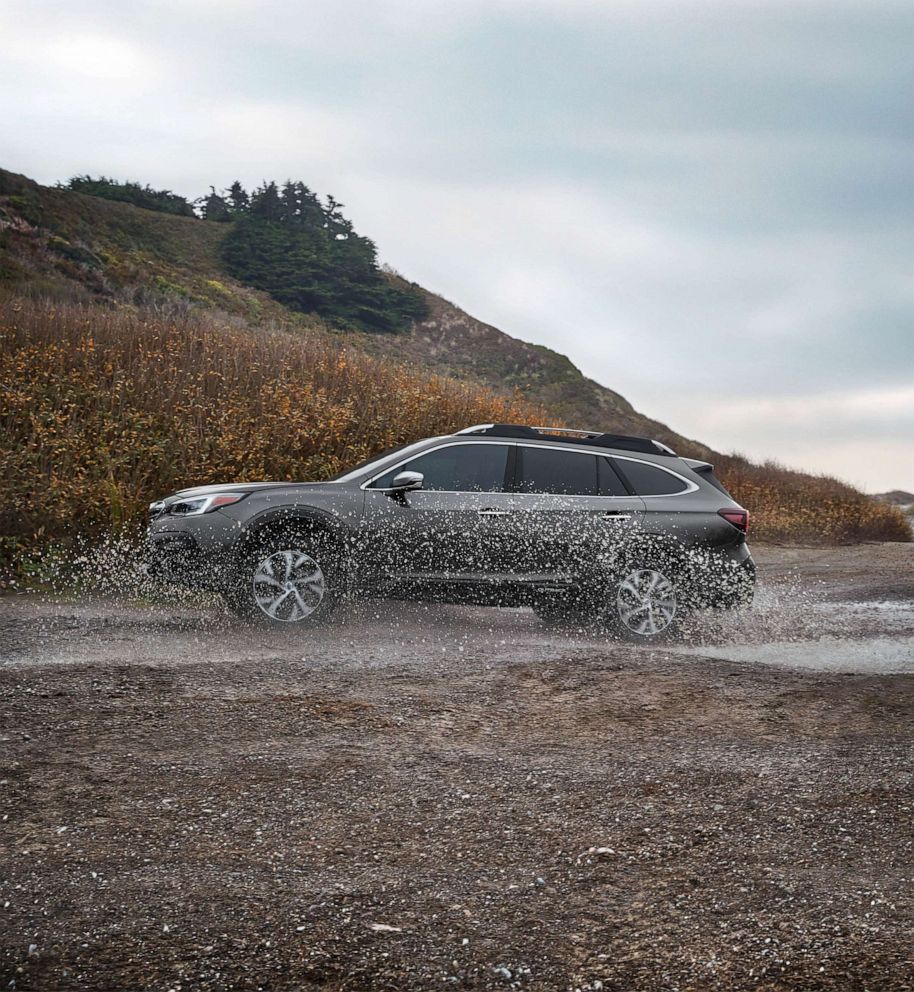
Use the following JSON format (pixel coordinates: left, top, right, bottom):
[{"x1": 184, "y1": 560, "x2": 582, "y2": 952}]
[{"x1": 718, "y1": 508, "x2": 749, "y2": 533}]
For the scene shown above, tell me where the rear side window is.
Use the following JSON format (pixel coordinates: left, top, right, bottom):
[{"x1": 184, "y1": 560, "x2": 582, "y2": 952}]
[
  {"x1": 517, "y1": 447, "x2": 597, "y2": 496},
  {"x1": 369, "y1": 443, "x2": 509, "y2": 492},
  {"x1": 613, "y1": 458, "x2": 690, "y2": 496}
]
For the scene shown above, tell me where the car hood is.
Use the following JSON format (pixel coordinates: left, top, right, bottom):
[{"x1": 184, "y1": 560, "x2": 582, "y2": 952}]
[{"x1": 164, "y1": 481, "x2": 330, "y2": 502}]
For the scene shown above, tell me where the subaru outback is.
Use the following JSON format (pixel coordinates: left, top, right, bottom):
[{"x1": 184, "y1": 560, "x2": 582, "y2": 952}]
[{"x1": 146, "y1": 424, "x2": 755, "y2": 640}]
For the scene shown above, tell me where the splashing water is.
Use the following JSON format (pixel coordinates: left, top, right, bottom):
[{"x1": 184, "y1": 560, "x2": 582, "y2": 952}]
[{"x1": 6, "y1": 530, "x2": 912, "y2": 675}]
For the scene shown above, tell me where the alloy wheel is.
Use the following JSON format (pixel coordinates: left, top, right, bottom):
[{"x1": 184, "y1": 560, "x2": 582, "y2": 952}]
[
  {"x1": 616, "y1": 567, "x2": 677, "y2": 637},
  {"x1": 252, "y1": 549, "x2": 325, "y2": 622}
]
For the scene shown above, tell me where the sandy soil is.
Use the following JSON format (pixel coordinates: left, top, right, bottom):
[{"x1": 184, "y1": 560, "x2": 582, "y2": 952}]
[{"x1": 1, "y1": 543, "x2": 913, "y2": 990}]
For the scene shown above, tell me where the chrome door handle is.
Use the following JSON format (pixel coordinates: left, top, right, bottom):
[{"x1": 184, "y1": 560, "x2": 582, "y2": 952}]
[
  {"x1": 478, "y1": 507, "x2": 510, "y2": 516},
  {"x1": 602, "y1": 511, "x2": 631, "y2": 520}
]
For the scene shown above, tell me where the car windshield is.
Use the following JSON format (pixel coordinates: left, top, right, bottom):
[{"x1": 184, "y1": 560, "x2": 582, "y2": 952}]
[{"x1": 330, "y1": 439, "x2": 439, "y2": 483}]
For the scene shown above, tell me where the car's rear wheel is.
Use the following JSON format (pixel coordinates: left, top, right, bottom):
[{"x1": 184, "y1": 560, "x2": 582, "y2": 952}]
[
  {"x1": 610, "y1": 564, "x2": 680, "y2": 642},
  {"x1": 226, "y1": 534, "x2": 339, "y2": 627}
]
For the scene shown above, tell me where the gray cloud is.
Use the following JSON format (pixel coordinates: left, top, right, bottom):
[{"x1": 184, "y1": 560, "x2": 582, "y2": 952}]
[{"x1": 1, "y1": 0, "x2": 912, "y2": 490}]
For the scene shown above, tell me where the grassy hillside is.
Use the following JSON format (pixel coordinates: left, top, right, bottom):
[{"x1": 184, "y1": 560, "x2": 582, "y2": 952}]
[
  {"x1": 0, "y1": 167, "x2": 909, "y2": 550},
  {"x1": 0, "y1": 169, "x2": 297, "y2": 325},
  {"x1": 0, "y1": 167, "x2": 703, "y2": 448}
]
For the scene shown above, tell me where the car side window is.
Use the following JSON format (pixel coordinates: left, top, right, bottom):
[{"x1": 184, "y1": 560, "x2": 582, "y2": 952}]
[
  {"x1": 517, "y1": 447, "x2": 597, "y2": 496},
  {"x1": 613, "y1": 458, "x2": 689, "y2": 496},
  {"x1": 368, "y1": 443, "x2": 509, "y2": 492}
]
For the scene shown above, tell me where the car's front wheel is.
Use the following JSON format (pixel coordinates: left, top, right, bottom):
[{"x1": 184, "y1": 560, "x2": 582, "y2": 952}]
[
  {"x1": 610, "y1": 564, "x2": 681, "y2": 642},
  {"x1": 226, "y1": 534, "x2": 339, "y2": 627}
]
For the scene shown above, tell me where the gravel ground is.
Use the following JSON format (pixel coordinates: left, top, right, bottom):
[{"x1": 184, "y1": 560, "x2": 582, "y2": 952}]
[{"x1": 1, "y1": 543, "x2": 913, "y2": 990}]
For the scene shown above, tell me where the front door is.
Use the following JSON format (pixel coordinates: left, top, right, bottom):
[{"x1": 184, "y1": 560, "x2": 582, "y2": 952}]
[{"x1": 358, "y1": 441, "x2": 516, "y2": 587}]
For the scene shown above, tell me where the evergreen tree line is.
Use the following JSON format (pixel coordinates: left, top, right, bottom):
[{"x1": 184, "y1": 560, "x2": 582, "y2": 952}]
[
  {"x1": 63, "y1": 175, "x2": 428, "y2": 334},
  {"x1": 218, "y1": 180, "x2": 428, "y2": 333},
  {"x1": 63, "y1": 176, "x2": 196, "y2": 217}
]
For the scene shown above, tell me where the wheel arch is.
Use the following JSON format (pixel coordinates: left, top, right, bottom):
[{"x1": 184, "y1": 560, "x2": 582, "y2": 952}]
[
  {"x1": 233, "y1": 507, "x2": 354, "y2": 584},
  {"x1": 616, "y1": 531, "x2": 692, "y2": 575}
]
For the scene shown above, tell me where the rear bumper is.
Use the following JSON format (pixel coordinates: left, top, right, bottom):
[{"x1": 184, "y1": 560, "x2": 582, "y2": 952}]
[{"x1": 689, "y1": 548, "x2": 755, "y2": 608}]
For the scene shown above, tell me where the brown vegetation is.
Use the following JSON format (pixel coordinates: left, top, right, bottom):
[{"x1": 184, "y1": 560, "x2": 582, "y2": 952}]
[
  {"x1": 719, "y1": 459, "x2": 911, "y2": 545},
  {"x1": 0, "y1": 295, "x2": 909, "y2": 561},
  {"x1": 0, "y1": 297, "x2": 537, "y2": 549}
]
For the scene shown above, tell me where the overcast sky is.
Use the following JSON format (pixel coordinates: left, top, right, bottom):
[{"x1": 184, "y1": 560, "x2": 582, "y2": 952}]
[{"x1": 2, "y1": 0, "x2": 913, "y2": 491}]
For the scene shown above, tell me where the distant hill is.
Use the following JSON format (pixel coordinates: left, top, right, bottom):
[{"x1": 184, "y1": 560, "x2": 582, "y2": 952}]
[{"x1": 874, "y1": 490, "x2": 914, "y2": 507}]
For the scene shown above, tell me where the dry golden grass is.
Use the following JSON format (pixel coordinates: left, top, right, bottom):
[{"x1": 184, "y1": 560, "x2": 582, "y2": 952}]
[
  {"x1": 718, "y1": 458, "x2": 911, "y2": 544},
  {"x1": 0, "y1": 297, "x2": 538, "y2": 545},
  {"x1": 0, "y1": 296, "x2": 909, "y2": 556}
]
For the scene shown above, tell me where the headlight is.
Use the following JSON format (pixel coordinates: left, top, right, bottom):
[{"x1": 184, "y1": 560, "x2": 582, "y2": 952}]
[{"x1": 168, "y1": 493, "x2": 248, "y2": 516}]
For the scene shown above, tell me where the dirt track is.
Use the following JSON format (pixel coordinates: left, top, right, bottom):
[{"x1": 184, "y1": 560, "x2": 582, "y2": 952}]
[{"x1": 1, "y1": 543, "x2": 913, "y2": 990}]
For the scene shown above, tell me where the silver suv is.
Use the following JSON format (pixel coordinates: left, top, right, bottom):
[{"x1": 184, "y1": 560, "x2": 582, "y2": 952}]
[{"x1": 147, "y1": 424, "x2": 755, "y2": 640}]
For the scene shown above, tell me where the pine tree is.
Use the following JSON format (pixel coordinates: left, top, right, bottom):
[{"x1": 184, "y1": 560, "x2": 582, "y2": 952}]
[
  {"x1": 201, "y1": 186, "x2": 231, "y2": 222},
  {"x1": 226, "y1": 181, "x2": 249, "y2": 214},
  {"x1": 250, "y1": 181, "x2": 282, "y2": 221}
]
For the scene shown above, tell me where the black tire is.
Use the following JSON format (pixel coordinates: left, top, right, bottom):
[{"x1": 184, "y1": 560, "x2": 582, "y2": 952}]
[
  {"x1": 225, "y1": 531, "x2": 339, "y2": 627},
  {"x1": 607, "y1": 561, "x2": 683, "y2": 643}
]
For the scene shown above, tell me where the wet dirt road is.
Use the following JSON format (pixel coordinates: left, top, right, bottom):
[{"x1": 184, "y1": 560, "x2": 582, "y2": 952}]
[{"x1": 1, "y1": 543, "x2": 913, "y2": 990}]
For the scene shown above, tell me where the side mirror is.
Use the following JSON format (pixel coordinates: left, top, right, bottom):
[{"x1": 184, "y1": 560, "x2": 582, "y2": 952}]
[{"x1": 390, "y1": 470, "x2": 424, "y2": 492}]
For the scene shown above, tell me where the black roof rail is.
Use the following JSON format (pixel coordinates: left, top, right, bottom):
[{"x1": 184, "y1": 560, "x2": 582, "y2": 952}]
[{"x1": 455, "y1": 424, "x2": 677, "y2": 457}]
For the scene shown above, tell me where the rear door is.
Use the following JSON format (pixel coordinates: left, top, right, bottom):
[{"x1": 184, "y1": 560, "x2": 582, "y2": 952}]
[
  {"x1": 504, "y1": 445, "x2": 645, "y2": 583},
  {"x1": 359, "y1": 441, "x2": 516, "y2": 584},
  {"x1": 610, "y1": 455, "x2": 705, "y2": 548}
]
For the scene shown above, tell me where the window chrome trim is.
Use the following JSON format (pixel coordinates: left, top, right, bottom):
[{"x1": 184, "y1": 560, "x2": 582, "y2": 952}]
[{"x1": 359, "y1": 438, "x2": 698, "y2": 497}]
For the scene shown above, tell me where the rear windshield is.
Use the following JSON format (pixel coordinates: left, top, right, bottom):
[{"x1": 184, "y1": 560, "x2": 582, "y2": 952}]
[{"x1": 694, "y1": 465, "x2": 732, "y2": 497}]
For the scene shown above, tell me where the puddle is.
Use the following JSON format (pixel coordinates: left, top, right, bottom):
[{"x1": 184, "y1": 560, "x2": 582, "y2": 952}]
[
  {"x1": 819, "y1": 599, "x2": 914, "y2": 632},
  {"x1": 673, "y1": 634, "x2": 914, "y2": 674}
]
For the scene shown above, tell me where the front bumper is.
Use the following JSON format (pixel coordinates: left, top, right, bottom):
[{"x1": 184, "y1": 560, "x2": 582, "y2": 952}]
[
  {"x1": 146, "y1": 530, "x2": 203, "y2": 582},
  {"x1": 146, "y1": 528, "x2": 235, "y2": 590},
  {"x1": 146, "y1": 500, "x2": 245, "y2": 588}
]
